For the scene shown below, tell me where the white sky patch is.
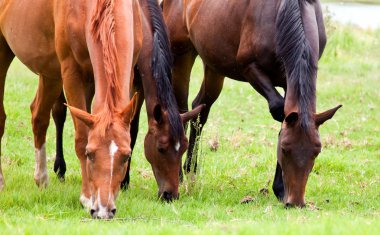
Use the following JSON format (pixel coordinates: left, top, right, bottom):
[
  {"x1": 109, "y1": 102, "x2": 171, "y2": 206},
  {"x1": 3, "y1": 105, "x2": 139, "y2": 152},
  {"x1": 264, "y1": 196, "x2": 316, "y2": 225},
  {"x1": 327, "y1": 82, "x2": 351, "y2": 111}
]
[{"x1": 175, "y1": 141, "x2": 180, "y2": 152}]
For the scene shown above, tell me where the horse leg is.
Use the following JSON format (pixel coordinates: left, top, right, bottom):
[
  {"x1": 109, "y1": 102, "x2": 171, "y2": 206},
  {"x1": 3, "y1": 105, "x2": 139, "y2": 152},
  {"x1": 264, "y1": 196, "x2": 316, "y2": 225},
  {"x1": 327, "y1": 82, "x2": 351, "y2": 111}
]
[
  {"x1": 31, "y1": 75, "x2": 63, "y2": 188},
  {"x1": 184, "y1": 65, "x2": 225, "y2": 174},
  {"x1": 172, "y1": 51, "x2": 197, "y2": 124},
  {"x1": 52, "y1": 91, "x2": 67, "y2": 181},
  {"x1": 121, "y1": 82, "x2": 144, "y2": 190},
  {"x1": 0, "y1": 40, "x2": 14, "y2": 190},
  {"x1": 272, "y1": 161, "x2": 285, "y2": 201},
  {"x1": 51, "y1": 80, "x2": 93, "y2": 182},
  {"x1": 60, "y1": 58, "x2": 92, "y2": 209},
  {"x1": 171, "y1": 50, "x2": 197, "y2": 180},
  {"x1": 243, "y1": 64, "x2": 285, "y2": 122}
]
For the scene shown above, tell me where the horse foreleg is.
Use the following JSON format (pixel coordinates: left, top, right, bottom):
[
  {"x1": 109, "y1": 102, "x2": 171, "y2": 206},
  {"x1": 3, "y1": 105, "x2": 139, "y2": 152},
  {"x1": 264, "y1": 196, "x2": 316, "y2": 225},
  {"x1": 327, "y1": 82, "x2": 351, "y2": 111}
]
[
  {"x1": 60, "y1": 59, "x2": 92, "y2": 209},
  {"x1": 243, "y1": 64, "x2": 285, "y2": 122},
  {"x1": 272, "y1": 161, "x2": 285, "y2": 201},
  {"x1": 0, "y1": 40, "x2": 14, "y2": 190},
  {"x1": 171, "y1": 50, "x2": 197, "y2": 180},
  {"x1": 52, "y1": 91, "x2": 67, "y2": 181},
  {"x1": 172, "y1": 51, "x2": 197, "y2": 127},
  {"x1": 185, "y1": 65, "x2": 224, "y2": 174},
  {"x1": 31, "y1": 75, "x2": 63, "y2": 188},
  {"x1": 121, "y1": 83, "x2": 144, "y2": 190}
]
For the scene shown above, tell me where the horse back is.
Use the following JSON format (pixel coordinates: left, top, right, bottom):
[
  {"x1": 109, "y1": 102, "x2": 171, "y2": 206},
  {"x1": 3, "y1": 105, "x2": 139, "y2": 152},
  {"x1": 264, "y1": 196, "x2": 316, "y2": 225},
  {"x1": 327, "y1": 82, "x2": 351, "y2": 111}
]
[{"x1": 0, "y1": 0, "x2": 60, "y2": 77}]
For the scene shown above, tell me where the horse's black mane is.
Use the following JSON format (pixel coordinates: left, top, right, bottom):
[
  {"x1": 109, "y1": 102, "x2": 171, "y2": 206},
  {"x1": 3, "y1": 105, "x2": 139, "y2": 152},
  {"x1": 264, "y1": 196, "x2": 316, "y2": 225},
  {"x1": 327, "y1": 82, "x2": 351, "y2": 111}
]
[
  {"x1": 276, "y1": 0, "x2": 317, "y2": 129},
  {"x1": 147, "y1": 0, "x2": 183, "y2": 142}
]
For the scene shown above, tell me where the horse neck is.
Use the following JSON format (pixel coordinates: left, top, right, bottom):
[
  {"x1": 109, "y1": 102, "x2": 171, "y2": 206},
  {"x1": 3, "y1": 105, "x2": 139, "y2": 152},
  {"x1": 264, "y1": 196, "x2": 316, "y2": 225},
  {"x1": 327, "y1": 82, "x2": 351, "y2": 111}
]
[{"x1": 284, "y1": 81, "x2": 317, "y2": 120}]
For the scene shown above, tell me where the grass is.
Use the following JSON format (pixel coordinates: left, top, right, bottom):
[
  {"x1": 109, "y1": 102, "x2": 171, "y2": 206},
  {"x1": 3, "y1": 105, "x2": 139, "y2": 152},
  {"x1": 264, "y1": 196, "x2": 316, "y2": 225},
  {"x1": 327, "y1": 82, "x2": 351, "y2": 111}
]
[{"x1": 0, "y1": 24, "x2": 379, "y2": 234}]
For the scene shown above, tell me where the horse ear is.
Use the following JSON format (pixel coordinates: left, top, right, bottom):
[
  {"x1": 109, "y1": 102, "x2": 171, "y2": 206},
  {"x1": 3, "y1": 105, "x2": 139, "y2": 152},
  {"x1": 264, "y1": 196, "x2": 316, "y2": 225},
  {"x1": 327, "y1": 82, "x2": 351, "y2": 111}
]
[
  {"x1": 315, "y1": 105, "x2": 342, "y2": 127},
  {"x1": 122, "y1": 92, "x2": 138, "y2": 124},
  {"x1": 153, "y1": 104, "x2": 163, "y2": 124},
  {"x1": 65, "y1": 104, "x2": 95, "y2": 128},
  {"x1": 181, "y1": 104, "x2": 205, "y2": 123},
  {"x1": 285, "y1": 112, "x2": 299, "y2": 125}
]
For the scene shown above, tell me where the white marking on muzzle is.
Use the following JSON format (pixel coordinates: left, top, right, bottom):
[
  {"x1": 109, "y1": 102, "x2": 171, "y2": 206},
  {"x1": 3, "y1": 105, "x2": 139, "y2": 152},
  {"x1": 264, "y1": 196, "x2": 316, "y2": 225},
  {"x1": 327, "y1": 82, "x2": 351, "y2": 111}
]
[
  {"x1": 175, "y1": 141, "x2": 180, "y2": 152},
  {"x1": 97, "y1": 189, "x2": 108, "y2": 218}
]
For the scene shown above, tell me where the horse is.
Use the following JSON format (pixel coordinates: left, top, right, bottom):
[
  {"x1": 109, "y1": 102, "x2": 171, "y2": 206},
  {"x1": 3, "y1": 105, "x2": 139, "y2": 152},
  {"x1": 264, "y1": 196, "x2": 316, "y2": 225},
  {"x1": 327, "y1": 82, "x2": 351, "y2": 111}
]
[
  {"x1": 162, "y1": 0, "x2": 342, "y2": 207},
  {"x1": 0, "y1": 0, "x2": 148, "y2": 219},
  {"x1": 51, "y1": 0, "x2": 204, "y2": 203}
]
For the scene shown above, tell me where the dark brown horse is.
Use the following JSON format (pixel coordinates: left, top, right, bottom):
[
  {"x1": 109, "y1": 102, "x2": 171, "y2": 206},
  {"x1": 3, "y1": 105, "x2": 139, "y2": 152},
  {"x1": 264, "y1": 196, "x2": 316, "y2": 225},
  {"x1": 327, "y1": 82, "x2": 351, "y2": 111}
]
[
  {"x1": 162, "y1": 0, "x2": 341, "y2": 207},
  {"x1": 0, "y1": 0, "x2": 145, "y2": 219},
  {"x1": 51, "y1": 0, "x2": 204, "y2": 203}
]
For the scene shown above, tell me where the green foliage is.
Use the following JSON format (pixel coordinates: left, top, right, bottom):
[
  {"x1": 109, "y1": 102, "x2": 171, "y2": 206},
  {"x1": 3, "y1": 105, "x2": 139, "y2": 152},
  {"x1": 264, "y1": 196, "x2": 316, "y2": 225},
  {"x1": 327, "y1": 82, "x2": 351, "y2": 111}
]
[{"x1": 0, "y1": 25, "x2": 379, "y2": 234}]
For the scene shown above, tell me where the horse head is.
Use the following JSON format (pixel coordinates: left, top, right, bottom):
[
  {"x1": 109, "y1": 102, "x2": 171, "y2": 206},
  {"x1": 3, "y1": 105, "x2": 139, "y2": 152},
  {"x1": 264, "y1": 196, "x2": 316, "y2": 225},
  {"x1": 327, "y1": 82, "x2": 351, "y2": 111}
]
[
  {"x1": 144, "y1": 104, "x2": 204, "y2": 202},
  {"x1": 277, "y1": 105, "x2": 342, "y2": 207},
  {"x1": 67, "y1": 94, "x2": 138, "y2": 219}
]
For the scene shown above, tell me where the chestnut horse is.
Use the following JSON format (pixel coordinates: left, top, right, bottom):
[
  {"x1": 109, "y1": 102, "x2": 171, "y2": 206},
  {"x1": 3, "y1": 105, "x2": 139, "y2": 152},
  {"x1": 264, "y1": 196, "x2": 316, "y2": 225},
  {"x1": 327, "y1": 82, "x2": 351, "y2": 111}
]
[
  {"x1": 162, "y1": 0, "x2": 341, "y2": 207},
  {"x1": 0, "y1": 0, "x2": 143, "y2": 219},
  {"x1": 51, "y1": 0, "x2": 204, "y2": 202}
]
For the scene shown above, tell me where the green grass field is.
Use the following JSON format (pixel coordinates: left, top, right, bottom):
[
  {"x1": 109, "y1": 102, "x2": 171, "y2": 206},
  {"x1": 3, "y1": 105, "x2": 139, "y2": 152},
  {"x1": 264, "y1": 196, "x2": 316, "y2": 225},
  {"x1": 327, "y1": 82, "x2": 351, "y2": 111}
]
[{"x1": 0, "y1": 22, "x2": 379, "y2": 234}]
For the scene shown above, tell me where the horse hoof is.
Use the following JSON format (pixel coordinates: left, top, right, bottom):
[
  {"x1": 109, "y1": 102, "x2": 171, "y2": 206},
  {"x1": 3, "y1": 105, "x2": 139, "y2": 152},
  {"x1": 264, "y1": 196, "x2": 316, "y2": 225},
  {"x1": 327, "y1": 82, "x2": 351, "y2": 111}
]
[
  {"x1": 80, "y1": 194, "x2": 92, "y2": 211},
  {"x1": 54, "y1": 157, "x2": 66, "y2": 182},
  {"x1": 58, "y1": 176, "x2": 65, "y2": 182},
  {"x1": 269, "y1": 101, "x2": 285, "y2": 122},
  {"x1": 120, "y1": 183, "x2": 129, "y2": 191},
  {"x1": 34, "y1": 173, "x2": 49, "y2": 188},
  {"x1": 34, "y1": 175, "x2": 49, "y2": 188}
]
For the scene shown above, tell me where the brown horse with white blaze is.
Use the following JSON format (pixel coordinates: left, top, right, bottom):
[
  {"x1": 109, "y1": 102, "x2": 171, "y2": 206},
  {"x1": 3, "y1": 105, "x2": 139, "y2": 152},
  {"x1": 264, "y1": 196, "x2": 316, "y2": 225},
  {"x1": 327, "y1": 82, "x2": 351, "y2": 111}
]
[
  {"x1": 162, "y1": 0, "x2": 341, "y2": 207},
  {"x1": 51, "y1": 0, "x2": 204, "y2": 202},
  {"x1": 0, "y1": 0, "x2": 142, "y2": 219}
]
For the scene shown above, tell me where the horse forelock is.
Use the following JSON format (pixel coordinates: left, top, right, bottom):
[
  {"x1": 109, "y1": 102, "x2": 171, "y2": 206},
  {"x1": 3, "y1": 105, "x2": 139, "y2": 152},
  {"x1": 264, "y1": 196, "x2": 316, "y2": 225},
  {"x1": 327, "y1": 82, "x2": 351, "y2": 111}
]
[{"x1": 91, "y1": 0, "x2": 121, "y2": 115}]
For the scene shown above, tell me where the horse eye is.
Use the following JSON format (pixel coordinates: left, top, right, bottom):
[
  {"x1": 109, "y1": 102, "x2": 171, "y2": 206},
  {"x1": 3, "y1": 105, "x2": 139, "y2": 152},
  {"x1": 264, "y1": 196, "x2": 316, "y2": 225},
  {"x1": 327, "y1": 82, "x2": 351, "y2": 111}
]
[
  {"x1": 158, "y1": 147, "x2": 165, "y2": 154},
  {"x1": 282, "y1": 148, "x2": 290, "y2": 155},
  {"x1": 86, "y1": 151, "x2": 95, "y2": 161},
  {"x1": 122, "y1": 154, "x2": 131, "y2": 163}
]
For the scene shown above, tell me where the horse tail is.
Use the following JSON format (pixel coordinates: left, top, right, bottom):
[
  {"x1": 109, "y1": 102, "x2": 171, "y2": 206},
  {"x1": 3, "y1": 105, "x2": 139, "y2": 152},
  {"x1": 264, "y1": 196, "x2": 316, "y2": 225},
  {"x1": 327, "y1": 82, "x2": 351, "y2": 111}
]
[
  {"x1": 276, "y1": 0, "x2": 317, "y2": 129},
  {"x1": 146, "y1": 0, "x2": 183, "y2": 142}
]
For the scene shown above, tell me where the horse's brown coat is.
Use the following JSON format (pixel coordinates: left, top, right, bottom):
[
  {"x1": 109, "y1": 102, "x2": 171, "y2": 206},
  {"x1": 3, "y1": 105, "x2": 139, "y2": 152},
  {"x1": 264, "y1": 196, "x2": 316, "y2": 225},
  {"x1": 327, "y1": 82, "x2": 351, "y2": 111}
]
[
  {"x1": 0, "y1": 0, "x2": 142, "y2": 219},
  {"x1": 163, "y1": 0, "x2": 341, "y2": 207}
]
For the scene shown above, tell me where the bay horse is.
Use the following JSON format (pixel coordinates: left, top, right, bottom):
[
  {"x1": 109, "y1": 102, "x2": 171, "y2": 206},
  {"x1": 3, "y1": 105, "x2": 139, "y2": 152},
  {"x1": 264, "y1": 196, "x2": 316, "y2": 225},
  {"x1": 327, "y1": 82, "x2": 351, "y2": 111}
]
[
  {"x1": 0, "y1": 0, "x2": 147, "y2": 219},
  {"x1": 162, "y1": 0, "x2": 342, "y2": 207},
  {"x1": 51, "y1": 0, "x2": 204, "y2": 202}
]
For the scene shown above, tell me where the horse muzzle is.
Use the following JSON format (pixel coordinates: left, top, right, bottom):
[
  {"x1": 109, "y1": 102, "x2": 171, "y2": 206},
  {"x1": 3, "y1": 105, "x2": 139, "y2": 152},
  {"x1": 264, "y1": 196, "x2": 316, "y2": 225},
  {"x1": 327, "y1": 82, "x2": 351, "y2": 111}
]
[{"x1": 90, "y1": 207, "x2": 117, "y2": 219}]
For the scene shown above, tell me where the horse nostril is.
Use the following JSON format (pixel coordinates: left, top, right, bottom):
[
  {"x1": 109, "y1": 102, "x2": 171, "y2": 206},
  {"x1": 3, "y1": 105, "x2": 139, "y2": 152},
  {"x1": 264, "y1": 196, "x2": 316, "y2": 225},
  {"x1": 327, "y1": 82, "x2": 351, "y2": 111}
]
[
  {"x1": 111, "y1": 208, "x2": 117, "y2": 215},
  {"x1": 90, "y1": 209, "x2": 96, "y2": 216},
  {"x1": 285, "y1": 203, "x2": 294, "y2": 208},
  {"x1": 163, "y1": 191, "x2": 173, "y2": 202}
]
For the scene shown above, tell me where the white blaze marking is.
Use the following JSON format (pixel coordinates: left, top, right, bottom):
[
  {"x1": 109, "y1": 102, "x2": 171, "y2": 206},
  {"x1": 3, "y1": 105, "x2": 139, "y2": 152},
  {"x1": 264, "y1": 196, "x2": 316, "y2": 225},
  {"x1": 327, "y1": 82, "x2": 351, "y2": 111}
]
[
  {"x1": 110, "y1": 140, "x2": 118, "y2": 157},
  {"x1": 107, "y1": 140, "x2": 118, "y2": 206},
  {"x1": 175, "y1": 141, "x2": 180, "y2": 152},
  {"x1": 109, "y1": 140, "x2": 117, "y2": 181}
]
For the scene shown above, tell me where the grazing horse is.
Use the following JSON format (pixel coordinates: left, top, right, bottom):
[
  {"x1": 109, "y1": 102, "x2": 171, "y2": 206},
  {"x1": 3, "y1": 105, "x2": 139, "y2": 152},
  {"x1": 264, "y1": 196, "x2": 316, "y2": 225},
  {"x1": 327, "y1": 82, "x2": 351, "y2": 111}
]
[
  {"x1": 162, "y1": 0, "x2": 341, "y2": 207},
  {"x1": 51, "y1": 0, "x2": 204, "y2": 202},
  {"x1": 0, "y1": 0, "x2": 143, "y2": 219}
]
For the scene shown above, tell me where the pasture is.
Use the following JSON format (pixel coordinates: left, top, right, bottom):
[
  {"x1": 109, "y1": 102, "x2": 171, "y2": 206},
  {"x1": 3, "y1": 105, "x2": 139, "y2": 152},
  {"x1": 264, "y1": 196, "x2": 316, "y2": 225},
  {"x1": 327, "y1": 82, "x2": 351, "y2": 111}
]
[{"x1": 0, "y1": 21, "x2": 379, "y2": 235}]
